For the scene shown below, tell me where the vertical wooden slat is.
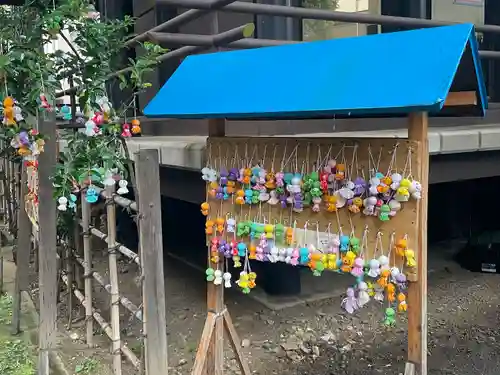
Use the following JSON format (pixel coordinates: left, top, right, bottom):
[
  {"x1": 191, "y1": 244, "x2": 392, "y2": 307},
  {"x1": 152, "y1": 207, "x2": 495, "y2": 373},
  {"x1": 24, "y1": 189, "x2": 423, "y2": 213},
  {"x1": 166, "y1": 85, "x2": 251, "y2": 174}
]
[
  {"x1": 37, "y1": 111, "x2": 58, "y2": 375},
  {"x1": 106, "y1": 185, "x2": 122, "y2": 375},
  {"x1": 4, "y1": 159, "x2": 12, "y2": 233},
  {"x1": 14, "y1": 162, "x2": 20, "y2": 236},
  {"x1": 135, "y1": 149, "x2": 168, "y2": 375},
  {"x1": 407, "y1": 112, "x2": 429, "y2": 375},
  {"x1": 12, "y1": 164, "x2": 31, "y2": 334},
  {"x1": 82, "y1": 199, "x2": 93, "y2": 346}
]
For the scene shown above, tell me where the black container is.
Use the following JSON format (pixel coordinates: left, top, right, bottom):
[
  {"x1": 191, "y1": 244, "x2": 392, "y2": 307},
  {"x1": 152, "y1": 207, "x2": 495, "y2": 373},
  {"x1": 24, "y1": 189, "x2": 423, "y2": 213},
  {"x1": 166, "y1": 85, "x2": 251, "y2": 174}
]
[{"x1": 456, "y1": 231, "x2": 500, "y2": 274}]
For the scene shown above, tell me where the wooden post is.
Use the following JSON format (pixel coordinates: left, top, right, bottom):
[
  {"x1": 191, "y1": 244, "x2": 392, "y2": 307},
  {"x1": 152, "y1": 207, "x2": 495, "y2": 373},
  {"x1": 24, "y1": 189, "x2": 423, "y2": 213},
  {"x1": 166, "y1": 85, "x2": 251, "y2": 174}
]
[
  {"x1": 14, "y1": 162, "x2": 20, "y2": 237},
  {"x1": 106, "y1": 185, "x2": 122, "y2": 375},
  {"x1": 82, "y1": 199, "x2": 93, "y2": 346},
  {"x1": 4, "y1": 159, "x2": 12, "y2": 234},
  {"x1": 406, "y1": 112, "x2": 429, "y2": 375},
  {"x1": 37, "y1": 111, "x2": 58, "y2": 375},
  {"x1": 135, "y1": 149, "x2": 168, "y2": 375},
  {"x1": 193, "y1": 124, "x2": 250, "y2": 375},
  {"x1": 206, "y1": 118, "x2": 225, "y2": 375},
  {"x1": 12, "y1": 164, "x2": 31, "y2": 334}
]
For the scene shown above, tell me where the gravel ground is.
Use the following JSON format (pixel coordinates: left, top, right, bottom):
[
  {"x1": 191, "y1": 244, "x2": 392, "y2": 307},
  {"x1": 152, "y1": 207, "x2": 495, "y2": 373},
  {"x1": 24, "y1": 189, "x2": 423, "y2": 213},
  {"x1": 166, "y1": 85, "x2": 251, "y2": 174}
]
[{"x1": 26, "y1": 240, "x2": 500, "y2": 375}]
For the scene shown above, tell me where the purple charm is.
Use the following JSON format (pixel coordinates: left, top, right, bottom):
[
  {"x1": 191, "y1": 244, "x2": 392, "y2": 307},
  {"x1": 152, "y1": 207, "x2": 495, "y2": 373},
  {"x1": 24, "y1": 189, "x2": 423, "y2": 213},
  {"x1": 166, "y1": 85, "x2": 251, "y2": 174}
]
[
  {"x1": 19, "y1": 131, "x2": 30, "y2": 146},
  {"x1": 353, "y1": 177, "x2": 366, "y2": 196},
  {"x1": 215, "y1": 187, "x2": 224, "y2": 200},
  {"x1": 395, "y1": 273, "x2": 407, "y2": 289},
  {"x1": 294, "y1": 193, "x2": 303, "y2": 209},
  {"x1": 219, "y1": 168, "x2": 228, "y2": 185},
  {"x1": 228, "y1": 168, "x2": 239, "y2": 181}
]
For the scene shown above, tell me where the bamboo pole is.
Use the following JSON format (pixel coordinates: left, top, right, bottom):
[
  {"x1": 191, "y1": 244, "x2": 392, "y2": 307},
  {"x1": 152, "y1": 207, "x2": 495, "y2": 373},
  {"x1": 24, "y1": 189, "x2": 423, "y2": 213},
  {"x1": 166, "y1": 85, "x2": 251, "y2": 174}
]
[
  {"x1": 82, "y1": 198, "x2": 93, "y2": 346},
  {"x1": 106, "y1": 185, "x2": 122, "y2": 375},
  {"x1": 80, "y1": 222, "x2": 140, "y2": 265},
  {"x1": 74, "y1": 213, "x2": 84, "y2": 290},
  {"x1": 60, "y1": 273, "x2": 140, "y2": 369},
  {"x1": 136, "y1": 149, "x2": 168, "y2": 375},
  {"x1": 72, "y1": 251, "x2": 142, "y2": 322},
  {"x1": 65, "y1": 239, "x2": 73, "y2": 329}
]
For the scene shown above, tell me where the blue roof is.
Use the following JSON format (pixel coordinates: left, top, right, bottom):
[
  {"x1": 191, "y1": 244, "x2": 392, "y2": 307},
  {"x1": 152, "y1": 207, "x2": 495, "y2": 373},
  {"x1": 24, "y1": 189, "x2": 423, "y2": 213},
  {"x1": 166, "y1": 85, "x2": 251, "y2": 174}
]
[{"x1": 144, "y1": 23, "x2": 487, "y2": 120}]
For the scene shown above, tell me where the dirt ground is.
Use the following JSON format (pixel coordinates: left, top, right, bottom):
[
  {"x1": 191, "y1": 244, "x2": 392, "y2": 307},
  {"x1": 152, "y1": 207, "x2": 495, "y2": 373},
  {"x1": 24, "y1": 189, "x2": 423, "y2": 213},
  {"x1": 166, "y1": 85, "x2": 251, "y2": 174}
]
[{"x1": 26, "y1": 238, "x2": 500, "y2": 375}]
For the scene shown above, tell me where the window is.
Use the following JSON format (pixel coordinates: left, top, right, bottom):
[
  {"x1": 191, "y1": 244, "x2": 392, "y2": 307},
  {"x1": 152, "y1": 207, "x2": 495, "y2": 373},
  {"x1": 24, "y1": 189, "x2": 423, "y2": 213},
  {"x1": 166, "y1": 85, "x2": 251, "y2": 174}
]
[{"x1": 302, "y1": 0, "x2": 381, "y2": 41}]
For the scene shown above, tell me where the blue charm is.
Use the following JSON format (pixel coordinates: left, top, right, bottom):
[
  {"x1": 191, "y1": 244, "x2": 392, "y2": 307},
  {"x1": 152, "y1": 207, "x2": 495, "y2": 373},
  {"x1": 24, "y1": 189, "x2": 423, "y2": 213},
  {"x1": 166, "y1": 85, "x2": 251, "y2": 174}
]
[
  {"x1": 237, "y1": 242, "x2": 247, "y2": 257},
  {"x1": 85, "y1": 187, "x2": 99, "y2": 203},
  {"x1": 299, "y1": 247, "x2": 309, "y2": 264},
  {"x1": 60, "y1": 105, "x2": 72, "y2": 120},
  {"x1": 68, "y1": 194, "x2": 77, "y2": 211},
  {"x1": 339, "y1": 235, "x2": 350, "y2": 252}
]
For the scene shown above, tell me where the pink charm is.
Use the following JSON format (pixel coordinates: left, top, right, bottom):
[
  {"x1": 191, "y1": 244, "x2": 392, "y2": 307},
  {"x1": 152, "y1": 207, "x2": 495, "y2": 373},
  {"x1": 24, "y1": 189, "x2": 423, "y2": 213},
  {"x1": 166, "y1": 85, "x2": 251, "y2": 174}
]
[
  {"x1": 350, "y1": 257, "x2": 364, "y2": 277},
  {"x1": 121, "y1": 123, "x2": 132, "y2": 137},
  {"x1": 92, "y1": 112, "x2": 104, "y2": 125},
  {"x1": 341, "y1": 287, "x2": 359, "y2": 314},
  {"x1": 256, "y1": 246, "x2": 264, "y2": 261},
  {"x1": 275, "y1": 172, "x2": 284, "y2": 187},
  {"x1": 290, "y1": 248, "x2": 299, "y2": 266}
]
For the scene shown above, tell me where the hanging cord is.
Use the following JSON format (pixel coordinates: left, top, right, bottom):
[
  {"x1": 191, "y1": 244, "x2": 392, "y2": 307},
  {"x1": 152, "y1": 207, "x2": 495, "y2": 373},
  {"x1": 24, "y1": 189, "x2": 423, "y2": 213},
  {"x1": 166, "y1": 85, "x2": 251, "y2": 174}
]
[
  {"x1": 279, "y1": 141, "x2": 288, "y2": 172},
  {"x1": 386, "y1": 143, "x2": 399, "y2": 176},
  {"x1": 320, "y1": 145, "x2": 333, "y2": 168},
  {"x1": 270, "y1": 144, "x2": 277, "y2": 172},
  {"x1": 347, "y1": 144, "x2": 358, "y2": 181},
  {"x1": 248, "y1": 144, "x2": 258, "y2": 167},
  {"x1": 402, "y1": 147, "x2": 413, "y2": 178},
  {"x1": 367, "y1": 144, "x2": 382, "y2": 175},
  {"x1": 374, "y1": 231, "x2": 383, "y2": 259},
  {"x1": 388, "y1": 231, "x2": 396, "y2": 269},
  {"x1": 360, "y1": 225, "x2": 369, "y2": 259}
]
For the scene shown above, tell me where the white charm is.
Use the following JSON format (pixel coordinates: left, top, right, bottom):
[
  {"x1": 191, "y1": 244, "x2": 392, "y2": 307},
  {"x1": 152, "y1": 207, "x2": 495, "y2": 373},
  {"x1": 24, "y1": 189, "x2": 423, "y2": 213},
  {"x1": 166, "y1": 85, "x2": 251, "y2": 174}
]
[
  {"x1": 223, "y1": 272, "x2": 232, "y2": 288},
  {"x1": 213, "y1": 270, "x2": 223, "y2": 285},
  {"x1": 357, "y1": 281, "x2": 370, "y2": 307},
  {"x1": 103, "y1": 170, "x2": 115, "y2": 187},
  {"x1": 57, "y1": 196, "x2": 68, "y2": 211},
  {"x1": 117, "y1": 180, "x2": 129, "y2": 195},
  {"x1": 84, "y1": 119, "x2": 97, "y2": 137}
]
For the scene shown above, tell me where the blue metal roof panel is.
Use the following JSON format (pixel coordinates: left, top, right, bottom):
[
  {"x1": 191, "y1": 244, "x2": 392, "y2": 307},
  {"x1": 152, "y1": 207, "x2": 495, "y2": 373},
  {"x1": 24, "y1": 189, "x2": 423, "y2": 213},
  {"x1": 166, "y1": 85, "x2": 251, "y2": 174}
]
[{"x1": 144, "y1": 23, "x2": 486, "y2": 119}]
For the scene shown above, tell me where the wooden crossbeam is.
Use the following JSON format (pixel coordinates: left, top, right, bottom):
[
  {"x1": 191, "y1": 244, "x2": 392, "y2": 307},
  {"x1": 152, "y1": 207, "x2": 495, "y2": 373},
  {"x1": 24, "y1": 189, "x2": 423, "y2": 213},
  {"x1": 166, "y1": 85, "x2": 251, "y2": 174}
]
[{"x1": 444, "y1": 91, "x2": 477, "y2": 107}]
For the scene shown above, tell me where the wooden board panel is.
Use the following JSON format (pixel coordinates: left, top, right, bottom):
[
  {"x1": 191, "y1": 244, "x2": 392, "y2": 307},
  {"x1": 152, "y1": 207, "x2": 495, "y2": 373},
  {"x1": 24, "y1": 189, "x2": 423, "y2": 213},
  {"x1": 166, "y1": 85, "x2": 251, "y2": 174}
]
[{"x1": 206, "y1": 137, "x2": 420, "y2": 273}]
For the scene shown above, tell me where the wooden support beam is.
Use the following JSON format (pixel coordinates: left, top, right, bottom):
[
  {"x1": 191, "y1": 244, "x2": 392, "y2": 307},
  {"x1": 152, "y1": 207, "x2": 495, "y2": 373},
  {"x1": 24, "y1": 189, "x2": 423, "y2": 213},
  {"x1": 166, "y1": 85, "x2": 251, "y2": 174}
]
[
  {"x1": 406, "y1": 112, "x2": 429, "y2": 375},
  {"x1": 192, "y1": 306, "x2": 251, "y2": 375},
  {"x1": 208, "y1": 119, "x2": 226, "y2": 137},
  {"x1": 444, "y1": 91, "x2": 477, "y2": 107},
  {"x1": 136, "y1": 149, "x2": 169, "y2": 375},
  {"x1": 37, "y1": 111, "x2": 58, "y2": 375}
]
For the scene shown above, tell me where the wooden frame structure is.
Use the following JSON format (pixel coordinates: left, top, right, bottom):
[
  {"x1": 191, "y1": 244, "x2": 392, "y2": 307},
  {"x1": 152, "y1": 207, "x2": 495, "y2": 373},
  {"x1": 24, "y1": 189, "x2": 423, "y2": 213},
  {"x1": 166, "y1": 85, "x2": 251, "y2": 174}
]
[
  {"x1": 3, "y1": 123, "x2": 169, "y2": 374},
  {"x1": 144, "y1": 23, "x2": 488, "y2": 375}
]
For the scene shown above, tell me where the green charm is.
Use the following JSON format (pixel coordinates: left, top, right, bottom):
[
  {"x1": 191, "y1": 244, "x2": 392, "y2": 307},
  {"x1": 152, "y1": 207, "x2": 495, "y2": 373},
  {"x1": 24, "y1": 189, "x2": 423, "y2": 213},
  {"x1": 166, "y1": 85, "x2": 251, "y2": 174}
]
[
  {"x1": 205, "y1": 268, "x2": 215, "y2": 282},
  {"x1": 383, "y1": 307, "x2": 396, "y2": 326}
]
